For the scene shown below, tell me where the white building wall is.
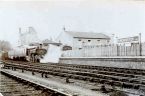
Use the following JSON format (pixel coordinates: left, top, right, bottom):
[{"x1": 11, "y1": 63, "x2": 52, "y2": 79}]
[
  {"x1": 73, "y1": 38, "x2": 110, "y2": 49},
  {"x1": 56, "y1": 31, "x2": 110, "y2": 49},
  {"x1": 72, "y1": 39, "x2": 83, "y2": 49},
  {"x1": 56, "y1": 31, "x2": 74, "y2": 47}
]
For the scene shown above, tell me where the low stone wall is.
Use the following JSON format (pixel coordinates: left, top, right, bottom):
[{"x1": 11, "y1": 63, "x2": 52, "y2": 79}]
[{"x1": 59, "y1": 57, "x2": 145, "y2": 70}]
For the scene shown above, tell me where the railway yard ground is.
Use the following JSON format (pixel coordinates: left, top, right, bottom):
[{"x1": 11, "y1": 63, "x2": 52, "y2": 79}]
[
  {"x1": 0, "y1": 67, "x2": 108, "y2": 96},
  {"x1": 0, "y1": 60, "x2": 145, "y2": 96},
  {"x1": 0, "y1": 72, "x2": 43, "y2": 96}
]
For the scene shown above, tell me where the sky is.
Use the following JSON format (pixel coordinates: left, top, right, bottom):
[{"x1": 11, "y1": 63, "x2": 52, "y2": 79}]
[{"x1": 0, "y1": 0, "x2": 145, "y2": 46}]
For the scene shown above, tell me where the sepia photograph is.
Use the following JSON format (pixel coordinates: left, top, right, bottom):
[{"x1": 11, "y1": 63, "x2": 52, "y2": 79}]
[{"x1": 0, "y1": 0, "x2": 145, "y2": 96}]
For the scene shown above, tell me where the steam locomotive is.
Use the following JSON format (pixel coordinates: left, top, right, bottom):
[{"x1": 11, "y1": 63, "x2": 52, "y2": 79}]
[{"x1": 2, "y1": 44, "x2": 47, "y2": 63}]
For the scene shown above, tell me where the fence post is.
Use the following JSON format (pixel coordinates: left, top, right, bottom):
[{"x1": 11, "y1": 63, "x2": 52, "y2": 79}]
[
  {"x1": 117, "y1": 45, "x2": 119, "y2": 56},
  {"x1": 139, "y1": 33, "x2": 142, "y2": 56}
]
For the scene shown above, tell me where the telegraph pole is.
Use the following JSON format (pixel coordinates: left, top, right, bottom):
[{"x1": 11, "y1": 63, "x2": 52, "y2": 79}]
[{"x1": 139, "y1": 33, "x2": 142, "y2": 56}]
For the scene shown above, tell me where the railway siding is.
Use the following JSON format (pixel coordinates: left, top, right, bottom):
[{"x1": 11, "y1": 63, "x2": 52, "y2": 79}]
[
  {"x1": 2, "y1": 60, "x2": 145, "y2": 95},
  {"x1": 0, "y1": 69, "x2": 70, "y2": 96},
  {"x1": 3, "y1": 61, "x2": 145, "y2": 88},
  {"x1": 0, "y1": 68, "x2": 106, "y2": 96}
]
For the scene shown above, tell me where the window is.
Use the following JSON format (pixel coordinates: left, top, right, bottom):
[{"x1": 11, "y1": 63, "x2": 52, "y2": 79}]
[
  {"x1": 88, "y1": 40, "x2": 91, "y2": 42},
  {"x1": 62, "y1": 46, "x2": 72, "y2": 51},
  {"x1": 97, "y1": 40, "x2": 100, "y2": 42},
  {"x1": 79, "y1": 48, "x2": 82, "y2": 50}
]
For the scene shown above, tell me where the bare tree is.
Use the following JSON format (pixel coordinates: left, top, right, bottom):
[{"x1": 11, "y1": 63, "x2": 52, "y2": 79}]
[{"x1": 0, "y1": 40, "x2": 11, "y2": 52}]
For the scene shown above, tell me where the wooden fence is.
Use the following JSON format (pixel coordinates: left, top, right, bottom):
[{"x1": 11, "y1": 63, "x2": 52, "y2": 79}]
[{"x1": 62, "y1": 43, "x2": 145, "y2": 57}]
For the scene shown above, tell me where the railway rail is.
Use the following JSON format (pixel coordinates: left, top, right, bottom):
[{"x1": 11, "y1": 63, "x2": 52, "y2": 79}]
[
  {"x1": 0, "y1": 62, "x2": 70, "y2": 96},
  {"x1": 2, "y1": 60, "x2": 145, "y2": 95},
  {"x1": 0, "y1": 71, "x2": 59, "y2": 96}
]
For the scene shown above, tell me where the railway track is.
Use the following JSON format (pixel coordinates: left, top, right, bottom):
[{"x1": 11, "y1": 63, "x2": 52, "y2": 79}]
[
  {"x1": 0, "y1": 70, "x2": 70, "y2": 96},
  {"x1": 0, "y1": 71, "x2": 45, "y2": 96},
  {"x1": 0, "y1": 62, "x2": 70, "y2": 96},
  {"x1": 2, "y1": 60, "x2": 145, "y2": 95}
]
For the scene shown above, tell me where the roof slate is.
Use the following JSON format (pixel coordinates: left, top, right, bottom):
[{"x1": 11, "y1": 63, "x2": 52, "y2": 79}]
[{"x1": 65, "y1": 31, "x2": 110, "y2": 39}]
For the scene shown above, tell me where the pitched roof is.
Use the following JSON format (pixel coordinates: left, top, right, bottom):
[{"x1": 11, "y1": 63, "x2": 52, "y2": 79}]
[
  {"x1": 42, "y1": 39, "x2": 62, "y2": 46},
  {"x1": 65, "y1": 31, "x2": 110, "y2": 39}
]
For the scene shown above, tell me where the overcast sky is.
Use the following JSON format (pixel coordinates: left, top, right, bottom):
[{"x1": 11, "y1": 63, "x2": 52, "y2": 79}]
[{"x1": 0, "y1": 0, "x2": 145, "y2": 45}]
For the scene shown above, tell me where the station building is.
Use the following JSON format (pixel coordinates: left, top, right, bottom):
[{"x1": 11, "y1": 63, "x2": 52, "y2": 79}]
[{"x1": 56, "y1": 30, "x2": 111, "y2": 50}]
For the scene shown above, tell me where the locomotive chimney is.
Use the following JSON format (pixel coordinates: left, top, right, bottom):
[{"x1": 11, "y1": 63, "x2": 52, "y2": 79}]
[{"x1": 39, "y1": 44, "x2": 42, "y2": 49}]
